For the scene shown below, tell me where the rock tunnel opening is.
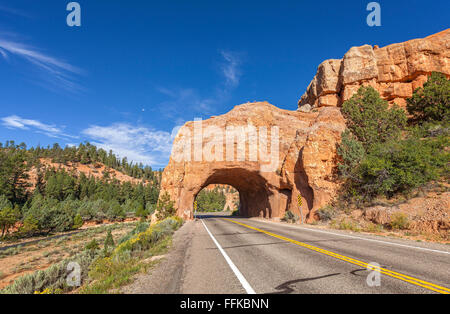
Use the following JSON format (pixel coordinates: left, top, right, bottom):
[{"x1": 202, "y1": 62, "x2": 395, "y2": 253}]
[
  {"x1": 194, "y1": 184, "x2": 240, "y2": 214},
  {"x1": 194, "y1": 168, "x2": 274, "y2": 218}
]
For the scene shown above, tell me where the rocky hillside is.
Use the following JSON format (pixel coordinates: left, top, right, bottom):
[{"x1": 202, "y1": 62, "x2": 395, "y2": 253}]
[
  {"x1": 298, "y1": 29, "x2": 449, "y2": 111},
  {"x1": 26, "y1": 158, "x2": 149, "y2": 191}
]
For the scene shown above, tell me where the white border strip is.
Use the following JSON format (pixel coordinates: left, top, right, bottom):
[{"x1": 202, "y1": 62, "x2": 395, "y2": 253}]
[
  {"x1": 253, "y1": 219, "x2": 450, "y2": 255},
  {"x1": 201, "y1": 220, "x2": 256, "y2": 294}
]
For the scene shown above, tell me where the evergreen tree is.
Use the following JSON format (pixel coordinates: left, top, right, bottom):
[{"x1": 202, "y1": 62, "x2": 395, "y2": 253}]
[
  {"x1": 156, "y1": 192, "x2": 175, "y2": 220},
  {"x1": 104, "y1": 229, "x2": 115, "y2": 248},
  {"x1": 341, "y1": 86, "x2": 407, "y2": 149},
  {"x1": 73, "y1": 214, "x2": 83, "y2": 229},
  {"x1": 407, "y1": 72, "x2": 450, "y2": 124}
]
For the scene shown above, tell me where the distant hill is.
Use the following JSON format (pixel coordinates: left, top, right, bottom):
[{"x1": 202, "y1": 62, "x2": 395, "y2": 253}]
[{"x1": 26, "y1": 158, "x2": 154, "y2": 192}]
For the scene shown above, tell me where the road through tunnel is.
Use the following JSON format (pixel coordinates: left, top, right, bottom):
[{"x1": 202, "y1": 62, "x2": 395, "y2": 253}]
[
  {"x1": 159, "y1": 102, "x2": 347, "y2": 221},
  {"x1": 194, "y1": 168, "x2": 273, "y2": 218}
]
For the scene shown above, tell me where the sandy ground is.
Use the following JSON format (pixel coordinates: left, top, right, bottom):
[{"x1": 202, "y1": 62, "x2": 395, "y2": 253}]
[{"x1": 0, "y1": 222, "x2": 137, "y2": 290}]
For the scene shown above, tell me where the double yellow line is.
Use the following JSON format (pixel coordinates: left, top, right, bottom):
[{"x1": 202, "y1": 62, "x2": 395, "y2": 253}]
[{"x1": 224, "y1": 218, "x2": 450, "y2": 294}]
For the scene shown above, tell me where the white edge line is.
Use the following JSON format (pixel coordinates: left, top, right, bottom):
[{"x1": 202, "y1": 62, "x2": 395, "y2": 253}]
[
  {"x1": 252, "y1": 219, "x2": 450, "y2": 255},
  {"x1": 201, "y1": 219, "x2": 256, "y2": 294}
]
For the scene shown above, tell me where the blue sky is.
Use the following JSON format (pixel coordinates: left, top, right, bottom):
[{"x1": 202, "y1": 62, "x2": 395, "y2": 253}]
[{"x1": 0, "y1": 0, "x2": 448, "y2": 168}]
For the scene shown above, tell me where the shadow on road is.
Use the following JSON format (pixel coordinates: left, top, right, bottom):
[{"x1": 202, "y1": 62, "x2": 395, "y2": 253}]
[
  {"x1": 269, "y1": 273, "x2": 341, "y2": 294},
  {"x1": 194, "y1": 212, "x2": 238, "y2": 219}
]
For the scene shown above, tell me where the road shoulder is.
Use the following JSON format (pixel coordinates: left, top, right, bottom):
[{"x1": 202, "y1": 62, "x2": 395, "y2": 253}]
[{"x1": 121, "y1": 220, "x2": 195, "y2": 294}]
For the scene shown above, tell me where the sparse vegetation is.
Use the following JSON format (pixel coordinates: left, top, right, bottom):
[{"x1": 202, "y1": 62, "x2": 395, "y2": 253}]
[
  {"x1": 117, "y1": 221, "x2": 150, "y2": 245},
  {"x1": 363, "y1": 222, "x2": 384, "y2": 233},
  {"x1": 0, "y1": 222, "x2": 137, "y2": 292},
  {"x1": 282, "y1": 211, "x2": 299, "y2": 224},
  {"x1": 85, "y1": 239, "x2": 100, "y2": 253},
  {"x1": 1, "y1": 251, "x2": 96, "y2": 294},
  {"x1": 316, "y1": 205, "x2": 336, "y2": 222},
  {"x1": 390, "y1": 212, "x2": 410, "y2": 230},
  {"x1": 331, "y1": 218, "x2": 361, "y2": 232},
  {"x1": 80, "y1": 217, "x2": 183, "y2": 294}
]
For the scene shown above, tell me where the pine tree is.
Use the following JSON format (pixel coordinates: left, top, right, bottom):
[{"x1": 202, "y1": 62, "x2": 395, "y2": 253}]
[
  {"x1": 407, "y1": 72, "x2": 450, "y2": 123},
  {"x1": 73, "y1": 214, "x2": 83, "y2": 229},
  {"x1": 156, "y1": 192, "x2": 176, "y2": 220},
  {"x1": 104, "y1": 229, "x2": 115, "y2": 248}
]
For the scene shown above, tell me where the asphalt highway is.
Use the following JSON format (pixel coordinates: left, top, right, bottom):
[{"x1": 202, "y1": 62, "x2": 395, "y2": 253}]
[
  {"x1": 123, "y1": 213, "x2": 450, "y2": 294},
  {"x1": 181, "y1": 214, "x2": 450, "y2": 294}
]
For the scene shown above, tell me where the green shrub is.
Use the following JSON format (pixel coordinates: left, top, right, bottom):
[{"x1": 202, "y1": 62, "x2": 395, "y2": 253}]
[
  {"x1": 117, "y1": 221, "x2": 150, "y2": 245},
  {"x1": 114, "y1": 217, "x2": 183, "y2": 255},
  {"x1": 0, "y1": 206, "x2": 18, "y2": 238},
  {"x1": 135, "y1": 205, "x2": 149, "y2": 221},
  {"x1": 104, "y1": 230, "x2": 115, "y2": 248},
  {"x1": 282, "y1": 211, "x2": 299, "y2": 224},
  {"x1": 0, "y1": 195, "x2": 12, "y2": 211},
  {"x1": 364, "y1": 222, "x2": 384, "y2": 233},
  {"x1": 81, "y1": 217, "x2": 183, "y2": 294},
  {"x1": 156, "y1": 192, "x2": 176, "y2": 220},
  {"x1": 1, "y1": 217, "x2": 182, "y2": 294},
  {"x1": 338, "y1": 84, "x2": 449, "y2": 204},
  {"x1": 22, "y1": 197, "x2": 78, "y2": 234},
  {"x1": 316, "y1": 205, "x2": 336, "y2": 222},
  {"x1": 106, "y1": 200, "x2": 126, "y2": 221},
  {"x1": 341, "y1": 86, "x2": 407, "y2": 149},
  {"x1": 407, "y1": 72, "x2": 450, "y2": 124},
  {"x1": 1, "y1": 251, "x2": 95, "y2": 294},
  {"x1": 390, "y1": 212, "x2": 410, "y2": 230},
  {"x1": 72, "y1": 214, "x2": 83, "y2": 230},
  {"x1": 337, "y1": 131, "x2": 365, "y2": 179},
  {"x1": 354, "y1": 136, "x2": 448, "y2": 200},
  {"x1": 337, "y1": 219, "x2": 361, "y2": 232},
  {"x1": 85, "y1": 239, "x2": 99, "y2": 252}
]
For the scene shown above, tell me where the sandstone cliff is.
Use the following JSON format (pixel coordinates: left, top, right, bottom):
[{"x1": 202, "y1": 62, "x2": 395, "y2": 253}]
[{"x1": 298, "y1": 29, "x2": 450, "y2": 110}]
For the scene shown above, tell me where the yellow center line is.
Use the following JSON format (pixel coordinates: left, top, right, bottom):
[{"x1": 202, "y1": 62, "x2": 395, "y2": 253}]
[{"x1": 224, "y1": 218, "x2": 450, "y2": 294}]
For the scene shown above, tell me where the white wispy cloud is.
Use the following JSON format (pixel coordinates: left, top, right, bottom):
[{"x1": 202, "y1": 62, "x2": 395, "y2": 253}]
[
  {"x1": 0, "y1": 35, "x2": 83, "y2": 92},
  {"x1": 0, "y1": 4, "x2": 30, "y2": 18},
  {"x1": 155, "y1": 50, "x2": 244, "y2": 119},
  {"x1": 1, "y1": 115, "x2": 78, "y2": 139},
  {"x1": 220, "y1": 50, "x2": 242, "y2": 87},
  {"x1": 82, "y1": 123, "x2": 177, "y2": 167},
  {"x1": 156, "y1": 87, "x2": 216, "y2": 118}
]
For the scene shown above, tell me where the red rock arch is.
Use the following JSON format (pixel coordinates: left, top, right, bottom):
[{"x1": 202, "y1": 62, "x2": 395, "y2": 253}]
[
  {"x1": 159, "y1": 102, "x2": 346, "y2": 221},
  {"x1": 194, "y1": 168, "x2": 273, "y2": 217}
]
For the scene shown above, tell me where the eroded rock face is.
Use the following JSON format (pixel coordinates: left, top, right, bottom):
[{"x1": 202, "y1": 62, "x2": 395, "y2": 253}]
[
  {"x1": 160, "y1": 30, "x2": 449, "y2": 221},
  {"x1": 160, "y1": 102, "x2": 346, "y2": 220},
  {"x1": 299, "y1": 29, "x2": 450, "y2": 109}
]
